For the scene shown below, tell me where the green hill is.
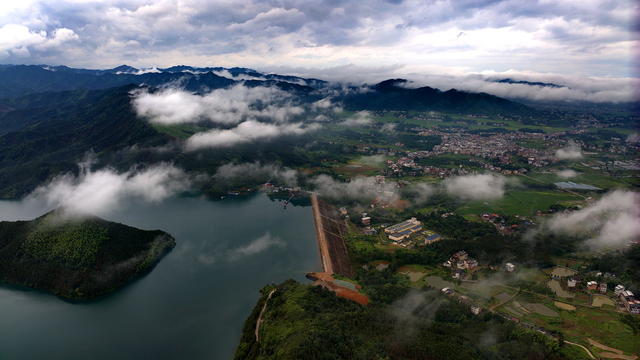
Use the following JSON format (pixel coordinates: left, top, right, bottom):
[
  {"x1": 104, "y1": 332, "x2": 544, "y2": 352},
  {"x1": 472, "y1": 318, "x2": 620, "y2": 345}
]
[
  {"x1": 342, "y1": 79, "x2": 531, "y2": 115},
  {"x1": 0, "y1": 209, "x2": 175, "y2": 300},
  {"x1": 235, "y1": 280, "x2": 577, "y2": 360},
  {"x1": 0, "y1": 85, "x2": 172, "y2": 199}
]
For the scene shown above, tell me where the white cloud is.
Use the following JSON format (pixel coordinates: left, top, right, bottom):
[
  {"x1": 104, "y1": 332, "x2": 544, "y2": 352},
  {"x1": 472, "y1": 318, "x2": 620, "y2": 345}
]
[
  {"x1": 28, "y1": 161, "x2": 189, "y2": 215},
  {"x1": 626, "y1": 133, "x2": 640, "y2": 143},
  {"x1": 546, "y1": 190, "x2": 640, "y2": 249},
  {"x1": 0, "y1": 24, "x2": 77, "y2": 58},
  {"x1": 340, "y1": 111, "x2": 373, "y2": 127},
  {"x1": 381, "y1": 123, "x2": 397, "y2": 132},
  {"x1": 404, "y1": 182, "x2": 436, "y2": 206},
  {"x1": 311, "y1": 175, "x2": 399, "y2": 203},
  {"x1": 185, "y1": 120, "x2": 319, "y2": 150},
  {"x1": 312, "y1": 174, "x2": 439, "y2": 206},
  {"x1": 556, "y1": 169, "x2": 578, "y2": 179},
  {"x1": 132, "y1": 85, "x2": 302, "y2": 125},
  {"x1": 197, "y1": 231, "x2": 286, "y2": 265},
  {"x1": 444, "y1": 173, "x2": 507, "y2": 200},
  {"x1": 311, "y1": 97, "x2": 342, "y2": 113},
  {"x1": 555, "y1": 141, "x2": 583, "y2": 160},
  {"x1": 228, "y1": 232, "x2": 285, "y2": 260}
]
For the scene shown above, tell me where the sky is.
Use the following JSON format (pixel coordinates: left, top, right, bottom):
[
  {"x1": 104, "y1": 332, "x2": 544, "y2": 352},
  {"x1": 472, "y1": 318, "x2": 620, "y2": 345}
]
[{"x1": 0, "y1": 0, "x2": 638, "y2": 83}]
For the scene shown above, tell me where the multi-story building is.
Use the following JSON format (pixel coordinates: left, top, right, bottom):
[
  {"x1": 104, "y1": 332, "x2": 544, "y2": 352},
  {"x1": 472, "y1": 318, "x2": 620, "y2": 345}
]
[
  {"x1": 620, "y1": 290, "x2": 640, "y2": 314},
  {"x1": 385, "y1": 217, "x2": 422, "y2": 242}
]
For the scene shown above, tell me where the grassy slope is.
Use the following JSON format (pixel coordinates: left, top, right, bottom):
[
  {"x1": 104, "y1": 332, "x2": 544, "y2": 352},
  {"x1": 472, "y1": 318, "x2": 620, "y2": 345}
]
[
  {"x1": 0, "y1": 86, "x2": 171, "y2": 199},
  {"x1": 235, "y1": 280, "x2": 578, "y2": 360}
]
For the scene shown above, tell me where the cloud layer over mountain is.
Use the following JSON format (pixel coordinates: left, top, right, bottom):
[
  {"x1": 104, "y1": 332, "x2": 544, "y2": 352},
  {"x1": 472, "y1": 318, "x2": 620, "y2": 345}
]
[
  {"x1": 133, "y1": 86, "x2": 303, "y2": 125},
  {"x1": 1, "y1": 0, "x2": 635, "y2": 98},
  {"x1": 185, "y1": 120, "x2": 319, "y2": 150},
  {"x1": 132, "y1": 85, "x2": 323, "y2": 149}
]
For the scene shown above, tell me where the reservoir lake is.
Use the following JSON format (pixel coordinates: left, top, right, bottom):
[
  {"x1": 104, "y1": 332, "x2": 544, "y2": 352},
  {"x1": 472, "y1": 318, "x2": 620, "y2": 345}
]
[{"x1": 0, "y1": 194, "x2": 320, "y2": 360}]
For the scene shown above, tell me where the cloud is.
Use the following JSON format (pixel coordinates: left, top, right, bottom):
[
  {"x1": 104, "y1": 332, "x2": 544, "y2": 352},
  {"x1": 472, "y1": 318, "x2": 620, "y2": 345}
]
[
  {"x1": 403, "y1": 182, "x2": 436, "y2": 206},
  {"x1": 340, "y1": 111, "x2": 373, "y2": 126},
  {"x1": 555, "y1": 141, "x2": 583, "y2": 160},
  {"x1": 626, "y1": 133, "x2": 640, "y2": 143},
  {"x1": 228, "y1": 232, "x2": 285, "y2": 260},
  {"x1": 2, "y1": 0, "x2": 634, "y2": 87},
  {"x1": 27, "y1": 160, "x2": 189, "y2": 215},
  {"x1": 132, "y1": 84, "x2": 326, "y2": 150},
  {"x1": 556, "y1": 169, "x2": 578, "y2": 179},
  {"x1": 185, "y1": 120, "x2": 319, "y2": 150},
  {"x1": 444, "y1": 173, "x2": 507, "y2": 200},
  {"x1": 132, "y1": 85, "x2": 302, "y2": 125},
  {"x1": 311, "y1": 97, "x2": 343, "y2": 113},
  {"x1": 357, "y1": 155, "x2": 386, "y2": 166},
  {"x1": 311, "y1": 174, "x2": 399, "y2": 203},
  {"x1": 213, "y1": 162, "x2": 299, "y2": 187},
  {"x1": 197, "y1": 231, "x2": 285, "y2": 265},
  {"x1": 546, "y1": 190, "x2": 640, "y2": 249},
  {"x1": 381, "y1": 122, "x2": 397, "y2": 133},
  {"x1": 311, "y1": 174, "x2": 438, "y2": 207},
  {"x1": 389, "y1": 290, "x2": 445, "y2": 340},
  {"x1": 0, "y1": 24, "x2": 78, "y2": 58},
  {"x1": 272, "y1": 66, "x2": 639, "y2": 103}
]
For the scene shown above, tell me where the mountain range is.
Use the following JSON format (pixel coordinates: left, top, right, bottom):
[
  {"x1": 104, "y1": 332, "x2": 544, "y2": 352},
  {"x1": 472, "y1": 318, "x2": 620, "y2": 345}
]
[{"x1": 0, "y1": 64, "x2": 537, "y2": 199}]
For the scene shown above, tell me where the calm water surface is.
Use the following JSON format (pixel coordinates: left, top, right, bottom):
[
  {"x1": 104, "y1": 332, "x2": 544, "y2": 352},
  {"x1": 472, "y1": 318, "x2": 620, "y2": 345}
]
[{"x1": 0, "y1": 194, "x2": 320, "y2": 360}]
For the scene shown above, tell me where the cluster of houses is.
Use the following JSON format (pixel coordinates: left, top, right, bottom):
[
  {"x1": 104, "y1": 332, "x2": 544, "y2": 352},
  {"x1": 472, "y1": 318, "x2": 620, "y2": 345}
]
[
  {"x1": 616, "y1": 286, "x2": 640, "y2": 314},
  {"x1": 441, "y1": 287, "x2": 482, "y2": 315},
  {"x1": 415, "y1": 128, "x2": 561, "y2": 168},
  {"x1": 558, "y1": 274, "x2": 639, "y2": 314},
  {"x1": 480, "y1": 213, "x2": 534, "y2": 235},
  {"x1": 443, "y1": 251, "x2": 479, "y2": 279}
]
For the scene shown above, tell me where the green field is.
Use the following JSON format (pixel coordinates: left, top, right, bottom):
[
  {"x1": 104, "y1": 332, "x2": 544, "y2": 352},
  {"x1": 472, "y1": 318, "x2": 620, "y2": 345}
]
[
  {"x1": 456, "y1": 189, "x2": 583, "y2": 216},
  {"x1": 496, "y1": 293, "x2": 640, "y2": 356}
]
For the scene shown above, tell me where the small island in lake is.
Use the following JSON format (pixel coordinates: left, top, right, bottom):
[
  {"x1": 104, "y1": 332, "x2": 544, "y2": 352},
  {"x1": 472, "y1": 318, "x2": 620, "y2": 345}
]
[{"x1": 0, "y1": 209, "x2": 175, "y2": 300}]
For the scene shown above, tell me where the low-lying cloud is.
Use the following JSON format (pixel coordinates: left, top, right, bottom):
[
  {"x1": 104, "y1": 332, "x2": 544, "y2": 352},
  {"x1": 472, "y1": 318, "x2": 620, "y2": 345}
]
[
  {"x1": 556, "y1": 169, "x2": 578, "y2": 179},
  {"x1": 28, "y1": 161, "x2": 189, "y2": 215},
  {"x1": 340, "y1": 111, "x2": 373, "y2": 127},
  {"x1": 403, "y1": 182, "x2": 436, "y2": 206},
  {"x1": 444, "y1": 173, "x2": 507, "y2": 200},
  {"x1": 546, "y1": 190, "x2": 640, "y2": 249},
  {"x1": 311, "y1": 175, "x2": 437, "y2": 207},
  {"x1": 185, "y1": 120, "x2": 319, "y2": 150},
  {"x1": 132, "y1": 85, "x2": 302, "y2": 125},
  {"x1": 311, "y1": 175, "x2": 399, "y2": 203},
  {"x1": 555, "y1": 142, "x2": 583, "y2": 160},
  {"x1": 389, "y1": 290, "x2": 445, "y2": 341}
]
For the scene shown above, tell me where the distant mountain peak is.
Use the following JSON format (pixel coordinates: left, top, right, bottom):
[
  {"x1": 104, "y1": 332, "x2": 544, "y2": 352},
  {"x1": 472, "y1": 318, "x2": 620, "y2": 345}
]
[
  {"x1": 108, "y1": 65, "x2": 139, "y2": 74},
  {"x1": 373, "y1": 78, "x2": 413, "y2": 92}
]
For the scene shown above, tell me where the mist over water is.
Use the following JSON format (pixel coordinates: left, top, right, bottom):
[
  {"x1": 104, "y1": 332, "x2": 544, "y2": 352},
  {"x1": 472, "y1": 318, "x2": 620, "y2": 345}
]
[{"x1": 0, "y1": 194, "x2": 320, "y2": 360}]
